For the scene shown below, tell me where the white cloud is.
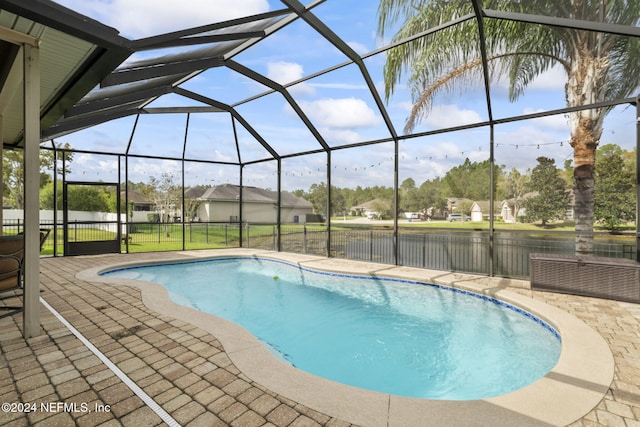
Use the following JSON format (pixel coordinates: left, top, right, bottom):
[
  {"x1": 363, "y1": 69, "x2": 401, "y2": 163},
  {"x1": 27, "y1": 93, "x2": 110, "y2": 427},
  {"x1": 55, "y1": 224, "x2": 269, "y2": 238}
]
[
  {"x1": 347, "y1": 41, "x2": 369, "y2": 55},
  {"x1": 267, "y1": 61, "x2": 315, "y2": 96},
  {"x1": 300, "y1": 98, "x2": 382, "y2": 128},
  {"x1": 421, "y1": 104, "x2": 483, "y2": 128},
  {"x1": 267, "y1": 61, "x2": 303, "y2": 85},
  {"x1": 97, "y1": 158, "x2": 119, "y2": 170},
  {"x1": 527, "y1": 65, "x2": 567, "y2": 91},
  {"x1": 421, "y1": 141, "x2": 466, "y2": 161},
  {"x1": 128, "y1": 159, "x2": 181, "y2": 178},
  {"x1": 493, "y1": 64, "x2": 567, "y2": 93},
  {"x1": 499, "y1": 124, "x2": 562, "y2": 146},
  {"x1": 185, "y1": 148, "x2": 235, "y2": 164},
  {"x1": 321, "y1": 128, "x2": 362, "y2": 145},
  {"x1": 56, "y1": 0, "x2": 270, "y2": 38},
  {"x1": 396, "y1": 101, "x2": 414, "y2": 112},
  {"x1": 493, "y1": 123, "x2": 573, "y2": 172},
  {"x1": 309, "y1": 82, "x2": 368, "y2": 90},
  {"x1": 522, "y1": 108, "x2": 570, "y2": 131}
]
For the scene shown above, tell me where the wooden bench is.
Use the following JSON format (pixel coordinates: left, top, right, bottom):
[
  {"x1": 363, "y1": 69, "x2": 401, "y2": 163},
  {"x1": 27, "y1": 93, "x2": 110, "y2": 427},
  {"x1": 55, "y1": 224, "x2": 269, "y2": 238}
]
[{"x1": 530, "y1": 253, "x2": 640, "y2": 303}]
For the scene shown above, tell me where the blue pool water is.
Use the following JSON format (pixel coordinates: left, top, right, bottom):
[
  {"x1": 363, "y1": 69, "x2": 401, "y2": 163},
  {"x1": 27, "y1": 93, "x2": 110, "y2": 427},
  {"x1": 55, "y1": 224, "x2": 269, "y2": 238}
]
[{"x1": 103, "y1": 257, "x2": 561, "y2": 400}]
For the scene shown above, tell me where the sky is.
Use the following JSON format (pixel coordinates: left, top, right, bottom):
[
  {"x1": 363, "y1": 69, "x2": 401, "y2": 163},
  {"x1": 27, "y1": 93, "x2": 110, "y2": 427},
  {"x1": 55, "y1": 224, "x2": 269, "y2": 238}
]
[{"x1": 51, "y1": 0, "x2": 637, "y2": 192}]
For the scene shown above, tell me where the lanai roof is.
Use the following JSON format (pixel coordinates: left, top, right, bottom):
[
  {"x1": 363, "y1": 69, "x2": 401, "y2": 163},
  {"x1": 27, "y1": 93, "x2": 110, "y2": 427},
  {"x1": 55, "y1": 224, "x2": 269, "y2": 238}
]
[
  {"x1": 0, "y1": 0, "x2": 130, "y2": 147},
  {"x1": 3, "y1": 0, "x2": 637, "y2": 165}
]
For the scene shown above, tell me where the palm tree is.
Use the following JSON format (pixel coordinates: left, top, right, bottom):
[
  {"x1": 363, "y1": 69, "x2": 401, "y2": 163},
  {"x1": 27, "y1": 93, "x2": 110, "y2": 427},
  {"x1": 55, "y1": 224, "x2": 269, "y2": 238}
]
[{"x1": 377, "y1": 0, "x2": 639, "y2": 254}]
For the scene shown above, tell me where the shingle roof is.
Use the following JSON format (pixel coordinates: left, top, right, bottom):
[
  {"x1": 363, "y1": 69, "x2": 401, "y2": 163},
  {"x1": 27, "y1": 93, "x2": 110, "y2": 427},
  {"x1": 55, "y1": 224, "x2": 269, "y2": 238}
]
[
  {"x1": 197, "y1": 184, "x2": 312, "y2": 208},
  {"x1": 121, "y1": 190, "x2": 151, "y2": 204},
  {"x1": 184, "y1": 187, "x2": 208, "y2": 200}
]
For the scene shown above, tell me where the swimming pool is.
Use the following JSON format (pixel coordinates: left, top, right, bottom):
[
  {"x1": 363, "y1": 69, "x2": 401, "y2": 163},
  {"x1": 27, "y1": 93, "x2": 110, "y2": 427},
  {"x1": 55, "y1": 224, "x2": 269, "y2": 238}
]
[{"x1": 103, "y1": 256, "x2": 561, "y2": 400}]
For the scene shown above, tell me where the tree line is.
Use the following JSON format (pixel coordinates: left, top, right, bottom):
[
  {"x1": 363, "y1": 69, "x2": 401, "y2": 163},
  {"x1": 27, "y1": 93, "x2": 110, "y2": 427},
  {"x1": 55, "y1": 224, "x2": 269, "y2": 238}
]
[
  {"x1": 294, "y1": 144, "x2": 636, "y2": 230},
  {"x1": 3, "y1": 143, "x2": 635, "y2": 231}
]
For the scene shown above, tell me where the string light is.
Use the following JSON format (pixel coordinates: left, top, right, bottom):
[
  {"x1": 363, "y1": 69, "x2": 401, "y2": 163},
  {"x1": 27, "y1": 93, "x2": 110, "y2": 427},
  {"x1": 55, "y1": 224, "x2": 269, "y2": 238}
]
[
  {"x1": 495, "y1": 140, "x2": 569, "y2": 149},
  {"x1": 81, "y1": 138, "x2": 577, "y2": 184}
]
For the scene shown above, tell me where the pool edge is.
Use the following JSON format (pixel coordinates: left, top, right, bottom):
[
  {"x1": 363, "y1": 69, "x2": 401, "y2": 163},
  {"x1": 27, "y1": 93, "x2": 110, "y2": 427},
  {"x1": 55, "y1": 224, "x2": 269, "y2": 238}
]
[{"x1": 78, "y1": 248, "x2": 614, "y2": 427}]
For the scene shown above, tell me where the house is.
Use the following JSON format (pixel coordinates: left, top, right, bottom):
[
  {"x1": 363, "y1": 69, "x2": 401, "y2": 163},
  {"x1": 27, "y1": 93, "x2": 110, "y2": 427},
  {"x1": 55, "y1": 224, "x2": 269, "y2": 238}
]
[
  {"x1": 515, "y1": 191, "x2": 575, "y2": 221},
  {"x1": 194, "y1": 184, "x2": 313, "y2": 223},
  {"x1": 471, "y1": 192, "x2": 559, "y2": 222},
  {"x1": 499, "y1": 195, "x2": 537, "y2": 223},
  {"x1": 351, "y1": 198, "x2": 391, "y2": 219},
  {"x1": 499, "y1": 199, "x2": 518, "y2": 222},
  {"x1": 184, "y1": 187, "x2": 208, "y2": 221},
  {"x1": 446, "y1": 198, "x2": 473, "y2": 215},
  {"x1": 470, "y1": 201, "x2": 505, "y2": 222},
  {"x1": 121, "y1": 190, "x2": 155, "y2": 222}
]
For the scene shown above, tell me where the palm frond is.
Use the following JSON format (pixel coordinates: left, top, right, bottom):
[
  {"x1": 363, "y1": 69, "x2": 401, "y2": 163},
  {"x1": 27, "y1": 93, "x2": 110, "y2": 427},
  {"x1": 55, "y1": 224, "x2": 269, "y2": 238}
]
[
  {"x1": 378, "y1": 0, "x2": 639, "y2": 131},
  {"x1": 379, "y1": 0, "x2": 476, "y2": 100},
  {"x1": 404, "y1": 57, "x2": 484, "y2": 133},
  {"x1": 603, "y1": 35, "x2": 640, "y2": 101}
]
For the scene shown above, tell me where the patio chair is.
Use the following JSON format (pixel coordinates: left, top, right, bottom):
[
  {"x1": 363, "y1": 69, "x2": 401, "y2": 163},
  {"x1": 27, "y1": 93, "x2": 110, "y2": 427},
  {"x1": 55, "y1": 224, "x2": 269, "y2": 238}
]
[
  {"x1": 0, "y1": 234, "x2": 25, "y2": 319},
  {"x1": 16, "y1": 228, "x2": 50, "y2": 251},
  {"x1": 39, "y1": 228, "x2": 51, "y2": 251}
]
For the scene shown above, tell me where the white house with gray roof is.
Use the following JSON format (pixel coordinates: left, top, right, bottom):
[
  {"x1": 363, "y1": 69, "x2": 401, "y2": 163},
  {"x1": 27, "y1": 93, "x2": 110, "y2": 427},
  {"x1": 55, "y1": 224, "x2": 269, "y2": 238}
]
[{"x1": 191, "y1": 184, "x2": 314, "y2": 223}]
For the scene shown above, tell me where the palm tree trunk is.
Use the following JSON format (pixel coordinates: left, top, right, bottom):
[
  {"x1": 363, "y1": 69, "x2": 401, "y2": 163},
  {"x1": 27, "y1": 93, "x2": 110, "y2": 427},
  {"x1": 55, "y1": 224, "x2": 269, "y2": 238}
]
[
  {"x1": 571, "y1": 118, "x2": 599, "y2": 255},
  {"x1": 573, "y1": 161, "x2": 595, "y2": 254},
  {"x1": 567, "y1": 53, "x2": 606, "y2": 255}
]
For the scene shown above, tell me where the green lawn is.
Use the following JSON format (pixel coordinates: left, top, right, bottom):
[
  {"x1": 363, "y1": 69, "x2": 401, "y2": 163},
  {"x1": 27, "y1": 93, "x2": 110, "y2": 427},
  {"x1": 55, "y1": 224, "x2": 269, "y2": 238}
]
[
  {"x1": 398, "y1": 220, "x2": 578, "y2": 231},
  {"x1": 335, "y1": 218, "x2": 636, "y2": 233}
]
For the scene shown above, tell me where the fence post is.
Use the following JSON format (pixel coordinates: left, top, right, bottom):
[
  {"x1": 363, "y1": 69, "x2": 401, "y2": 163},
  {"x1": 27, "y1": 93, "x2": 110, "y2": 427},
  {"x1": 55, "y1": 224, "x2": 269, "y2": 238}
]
[
  {"x1": 303, "y1": 224, "x2": 307, "y2": 254},
  {"x1": 271, "y1": 225, "x2": 274, "y2": 250},
  {"x1": 369, "y1": 230, "x2": 373, "y2": 262},
  {"x1": 423, "y1": 233, "x2": 427, "y2": 268}
]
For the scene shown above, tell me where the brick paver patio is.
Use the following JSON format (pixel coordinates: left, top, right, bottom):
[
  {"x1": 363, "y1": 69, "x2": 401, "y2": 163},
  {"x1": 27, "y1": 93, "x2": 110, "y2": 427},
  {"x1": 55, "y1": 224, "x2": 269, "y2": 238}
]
[{"x1": 1, "y1": 252, "x2": 639, "y2": 426}]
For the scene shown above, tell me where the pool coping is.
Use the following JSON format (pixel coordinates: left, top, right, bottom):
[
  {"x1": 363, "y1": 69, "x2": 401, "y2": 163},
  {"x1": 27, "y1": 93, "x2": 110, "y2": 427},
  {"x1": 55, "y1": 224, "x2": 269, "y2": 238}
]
[{"x1": 77, "y1": 248, "x2": 614, "y2": 427}]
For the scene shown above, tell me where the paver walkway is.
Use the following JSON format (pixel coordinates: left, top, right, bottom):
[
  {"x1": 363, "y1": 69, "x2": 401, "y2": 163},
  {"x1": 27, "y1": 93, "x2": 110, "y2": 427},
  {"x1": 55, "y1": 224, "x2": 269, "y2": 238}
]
[{"x1": 1, "y1": 251, "x2": 639, "y2": 426}]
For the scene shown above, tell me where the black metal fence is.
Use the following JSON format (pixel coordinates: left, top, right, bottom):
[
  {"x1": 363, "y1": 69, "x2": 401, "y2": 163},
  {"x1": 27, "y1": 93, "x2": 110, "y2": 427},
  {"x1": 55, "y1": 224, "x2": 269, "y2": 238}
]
[
  {"x1": 126, "y1": 222, "x2": 242, "y2": 249},
  {"x1": 268, "y1": 225, "x2": 636, "y2": 278},
  {"x1": 4, "y1": 218, "x2": 636, "y2": 279},
  {"x1": 4, "y1": 219, "x2": 57, "y2": 253},
  {"x1": 3, "y1": 219, "x2": 245, "y2": 254}
]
